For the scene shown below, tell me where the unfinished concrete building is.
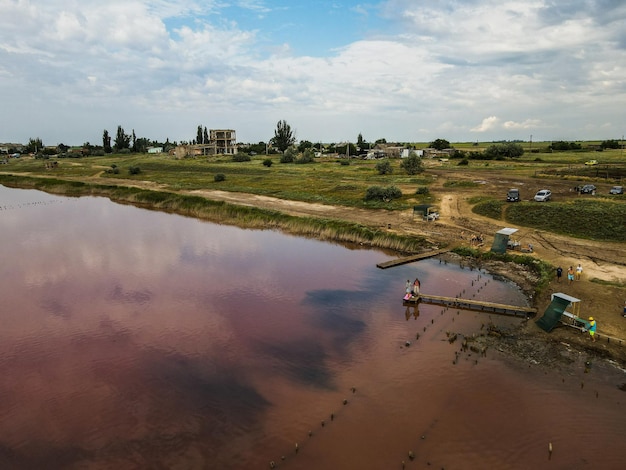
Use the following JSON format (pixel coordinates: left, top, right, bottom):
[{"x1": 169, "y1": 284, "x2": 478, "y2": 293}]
[
  {"x1": 208, "y1": 129, "x2": 237, "y2": 155},
  {"x1": 173, "y1": 129, "x2": 238, "y2": 158}
]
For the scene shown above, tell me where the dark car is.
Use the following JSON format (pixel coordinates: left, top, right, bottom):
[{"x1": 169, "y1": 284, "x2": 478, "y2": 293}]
[
  {"x1": 580, "y1": 184, "x2": 596, "y2": 194},
  {"x1": 506, "y1": 188, "x2": 520, "y2": 202}
]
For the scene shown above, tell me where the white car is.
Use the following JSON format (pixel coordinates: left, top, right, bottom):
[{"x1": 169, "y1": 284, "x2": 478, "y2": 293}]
[{"x1": 534, "y1": 189, "x2": 552, "y2": 202}]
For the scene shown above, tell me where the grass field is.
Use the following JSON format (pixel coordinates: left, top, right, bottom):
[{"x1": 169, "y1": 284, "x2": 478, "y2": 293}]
[{"x1": 2, "y1": 145, "x2": 624, "y2": 242}]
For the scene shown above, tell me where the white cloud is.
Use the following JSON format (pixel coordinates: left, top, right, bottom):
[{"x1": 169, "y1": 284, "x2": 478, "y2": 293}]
[
  {"x1": 503, "y1": 119, "x2": 542, "y2": 129},
  {"x1": 0, "y1": 0, "x2": 624, "y2": 144},
  {"x1": 472, "y1": 116, "x2": 499, "y2": 133}
]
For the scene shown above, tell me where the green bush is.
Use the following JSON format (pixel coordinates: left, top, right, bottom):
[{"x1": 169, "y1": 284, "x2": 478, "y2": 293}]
[
  {"x1": 364, "y1": 185, "x2": 402, "y2": 201},
  {"x1": 415, "y1": 186, "x2": 430, "y2": 195},
  {"x1": 340, "y1": 160, "x2": 350, "y2": 166},
  {"x1": 232, "y1": 154, "x2": 251, "y2": 162},
  {"x1": 375, "y1": 160, "x2": 393, "y2": 175},
  {"x1": 458, "y1": 158, "x2": 469, "y2": 166},
  {"x1": 214, "y1": 173, "x2": 226, "y2": 182},
  {"x1": 280, "y1": 148, "x2": 296, "y2": 163},
  {"x1": 400, "y1": 153, "x2": 424, "y2": 175},
  {"x1": 472, "y1": 199, "x2": 504, "y2": 220},
  {"x1": 262, "y1": 158, "x2": 273, "y2": 167},
  {"x1": 505, "y1": 200, "x2": 626, "y2": 241},
  {"x1": 296, "y1": 149, "x2": 315, "y2": 164},
  {"x1": 484, "y1": 142, "x2": 524, "y2": 159},
  {"x1": 128, "y1": 166, "x2": 141, "y2": 175}
]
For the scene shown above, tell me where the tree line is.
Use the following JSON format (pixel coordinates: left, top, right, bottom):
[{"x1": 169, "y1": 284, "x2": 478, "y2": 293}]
[{"x1": 10, "y1": 120, "x2": 623, "y2": 158}]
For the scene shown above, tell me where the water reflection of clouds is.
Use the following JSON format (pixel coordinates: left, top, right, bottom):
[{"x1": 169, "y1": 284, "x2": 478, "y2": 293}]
[
  {"x1": 0, "y1": 186, "x2": 409, "y2": 460},
  {"x1": 255, "y1": 339, "x2": 336, "y2": 390},
  {"x1": 39, "y1": 297, "x2": 73, "y2": 318},
  {"x1": 0, "y1": 185, "x2": 543, "y2": 467},
  {"x1": 107, "y1": 285, "x2": 154, "y2": 305}
]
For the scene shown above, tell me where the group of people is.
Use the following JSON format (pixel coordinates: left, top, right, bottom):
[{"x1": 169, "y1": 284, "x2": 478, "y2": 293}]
[
  {"x1": 555, "y1": 263, "x2": 601, "y2": 341},
  {"x1": 404, "y1": 278, "x2": 421, "y2": 300},
  {"x1": 459, "y1": 231, "x2": 484, "y2": 247},
  {"x1": 556, "y1": 263, "x2": 583, "y2": 284}
]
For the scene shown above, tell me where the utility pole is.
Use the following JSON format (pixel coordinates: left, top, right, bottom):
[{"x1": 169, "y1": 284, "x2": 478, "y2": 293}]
[{"x1": 529, "y1": 134, "x2": 532, "y2": 153}]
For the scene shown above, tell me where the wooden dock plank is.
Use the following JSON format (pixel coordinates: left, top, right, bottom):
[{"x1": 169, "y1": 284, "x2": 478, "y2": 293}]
[
  {"x1": 403, "y1": 293, "x2": 536, "y2": 317},
  {"x1": 377, "y1": 249, "x2": 450, "y2": 269}
]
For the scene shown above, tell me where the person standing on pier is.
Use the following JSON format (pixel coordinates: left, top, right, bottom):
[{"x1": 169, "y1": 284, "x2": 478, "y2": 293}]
[
  {"x1": 556, "y1": 266, "x2": 563, "y2": 283},
  {"x1": 413, "y1": 278, "x2": 421, "y2": 296},
  {"x1": 404, "y1": 280, "x2": 412, "y2": 300}
]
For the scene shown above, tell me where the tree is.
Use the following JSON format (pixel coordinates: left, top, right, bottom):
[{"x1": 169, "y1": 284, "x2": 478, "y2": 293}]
[
  {"x1": 400, "y1": 152, "x2": 424, "y2": 175},
  {"x1": 131, "y1": 129, "x2": 137, "y2": 152},
  {"x1": 135, "y1": 137, "x2": 150, "y2": 153},
  {"x1": 430, "y1": 138, "x2": 450, "y2": 150},
  {"x1": 336, "y1": 143, "x2": 357, "y2": 156},
  {"x1": 484, "y1": 143, "x2": 524, "y2": 159},
  {"x1": 601, "y1": 139, "x2": 620, "y2": 149},
  {"x1": 196, "y1": 125, "x2": 203, "y2": 145},
  {"x1": 375, "y1": 160, "x2": 393, "y2": 175},
  {"x1": 114, "y1": 125, "x2": 131, "y2": 152},
  {"x1": 357, "y1": 133, "x2": 365, "y2": 147},
  {"x1": 551, "y1": 141, "x2": 581, "y2": 151},
  {"x1": 103, "y1": 130, "x2": 112, "y2": 153},
  {"x1": 271, "y1": 120, "x2": 295, "y2": 153},
  {"x1": 297, "y1": 140, "x2": 313, "y2": 152},
  {"x1": 203, "y1": 127, "x2": 209, "y2": 145},
  {"x1": 25, "y1": 137, "x2": 43, "y2": 153}
]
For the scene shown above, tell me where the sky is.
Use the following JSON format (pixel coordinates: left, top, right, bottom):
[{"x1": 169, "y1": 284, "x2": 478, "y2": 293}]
[{"x1": 1, "y1": 0, "x2": 625, "y2": 146}]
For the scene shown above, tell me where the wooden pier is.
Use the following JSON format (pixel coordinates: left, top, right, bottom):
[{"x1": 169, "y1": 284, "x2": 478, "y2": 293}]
[
  {"x1": 403, "y1": 293, "x2": 537, "y2": 318},
  {"x1": 377, "y1": 249, "x2": 450, "y2": 269}
]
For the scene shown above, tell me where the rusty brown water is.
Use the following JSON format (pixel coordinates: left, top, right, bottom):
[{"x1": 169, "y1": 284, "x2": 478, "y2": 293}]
[{"x1": 0, "y1": 185, "x2": 625, "y2": 469}]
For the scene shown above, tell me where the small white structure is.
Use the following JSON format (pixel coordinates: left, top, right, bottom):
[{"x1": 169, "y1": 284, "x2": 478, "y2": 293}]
[{"x1": 147, "y1": 147, "x2": 163, "y2": 154}]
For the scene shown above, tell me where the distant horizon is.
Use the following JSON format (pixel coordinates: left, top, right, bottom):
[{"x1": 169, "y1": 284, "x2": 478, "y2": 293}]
[{"x1": 2, "y1": 136, "x2": 624, "y2": 149}]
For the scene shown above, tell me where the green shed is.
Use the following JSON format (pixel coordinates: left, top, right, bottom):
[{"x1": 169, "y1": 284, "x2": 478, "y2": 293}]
[{"x1": 491, "y1": 227, "x2": 518, "y2": 254}]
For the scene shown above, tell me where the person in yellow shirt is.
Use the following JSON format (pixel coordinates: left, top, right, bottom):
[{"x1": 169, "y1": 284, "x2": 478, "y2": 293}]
[{"x1": 588, "y1": 317, "x2": 597, "y2": 342}]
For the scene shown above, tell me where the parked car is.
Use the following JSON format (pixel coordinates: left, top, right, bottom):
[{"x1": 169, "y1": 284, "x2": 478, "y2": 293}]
[
  {"x1": 534, "y1": 189, "x2": 552, "y2": 202},
  {"x1": 580, "y1": 184, "x2": 596, "y2": 194},
  {"x1": 585, "y1": 159, "x2": 598, "y2": 166},
  {"x1": 506, "y1": 188, "x2": 521, "y2": 202},
  {"x1": 609, "y1": 186, "x2": 624, "y2": 195}
]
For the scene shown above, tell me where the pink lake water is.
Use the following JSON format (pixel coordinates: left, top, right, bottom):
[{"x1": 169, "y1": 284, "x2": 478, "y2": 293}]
[{"x1": 0, "y1": 184, "x2": 625, "y2": 469}]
